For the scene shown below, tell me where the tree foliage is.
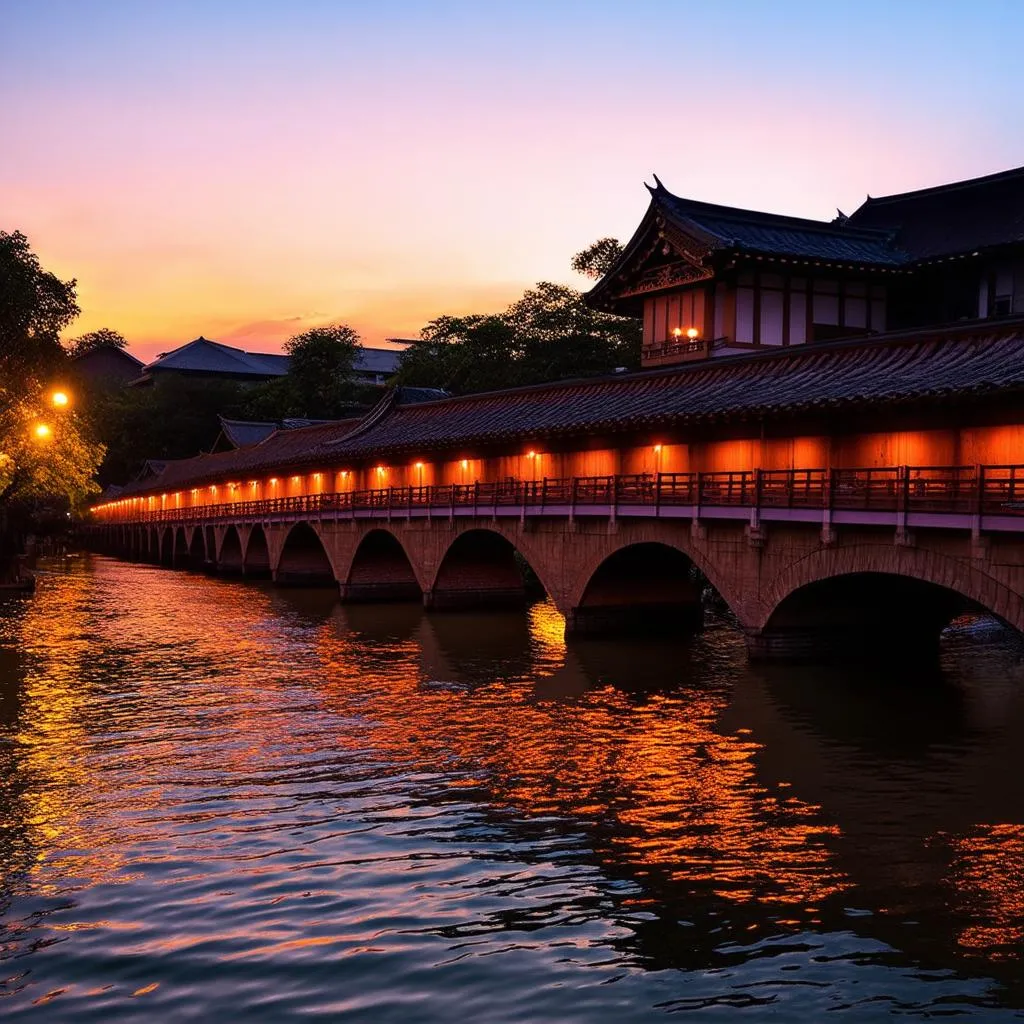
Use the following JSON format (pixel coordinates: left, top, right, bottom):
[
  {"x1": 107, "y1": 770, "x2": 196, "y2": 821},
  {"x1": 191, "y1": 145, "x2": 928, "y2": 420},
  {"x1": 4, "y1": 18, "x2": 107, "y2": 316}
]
[
  {"x1": 282, "y1": 324, "x2": 359, "y2": 414},
  {"x1": 0, "y1": 231, "x2": 104, "y2": 532},
  {"x1": 67, "y1": 327, "x2": 128, "y2": 357},
  {"x1": 84, "y1": 377, "x2": 245, "y2": 485},
  {"x1": 570, "y1": 237, "x2": 623, "y2": 280},
  {"x1": 0, "y1": 230, "x2": 79, "y2": 378},
  {"x1": 393, "y1": 271, "x2": 640, "y2": 395},
  {"x1": 0, "y1": 387, "x2": 103, "y2": 509}
]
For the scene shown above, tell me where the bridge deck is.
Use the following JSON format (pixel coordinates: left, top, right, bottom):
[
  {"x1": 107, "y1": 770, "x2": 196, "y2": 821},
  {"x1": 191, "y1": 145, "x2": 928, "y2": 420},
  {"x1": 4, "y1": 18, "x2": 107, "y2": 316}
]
[{"x1": 95, "y1": 465, "x2": 1024, "y2": 534}]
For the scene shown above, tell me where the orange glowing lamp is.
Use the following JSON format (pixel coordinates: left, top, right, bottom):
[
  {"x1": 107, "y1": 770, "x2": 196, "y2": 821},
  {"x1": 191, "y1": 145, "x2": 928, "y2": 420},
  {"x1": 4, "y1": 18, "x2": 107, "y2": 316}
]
[{"x1": 686, "y1": 327, "x2": 700, "y2": 340}]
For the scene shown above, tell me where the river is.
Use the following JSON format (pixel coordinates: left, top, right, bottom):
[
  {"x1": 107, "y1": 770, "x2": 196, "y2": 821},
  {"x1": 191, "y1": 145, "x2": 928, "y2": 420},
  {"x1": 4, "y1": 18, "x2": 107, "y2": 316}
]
[{"x1": 1, "y1": 555, "x2": 1024, "y2": 1020}]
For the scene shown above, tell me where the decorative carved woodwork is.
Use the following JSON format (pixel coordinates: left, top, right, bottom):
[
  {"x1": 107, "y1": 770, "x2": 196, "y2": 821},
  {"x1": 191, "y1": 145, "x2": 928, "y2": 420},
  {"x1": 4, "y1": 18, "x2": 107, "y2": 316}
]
[{"x1": 619, "y1": 261, "x2": 714, "y2": 298}]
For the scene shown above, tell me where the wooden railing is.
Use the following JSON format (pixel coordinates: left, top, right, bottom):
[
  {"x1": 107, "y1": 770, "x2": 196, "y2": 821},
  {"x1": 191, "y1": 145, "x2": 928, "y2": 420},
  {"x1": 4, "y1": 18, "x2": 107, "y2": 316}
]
[{"x1": 91, "y1": 465, "x2": 1024, "y2": 525}]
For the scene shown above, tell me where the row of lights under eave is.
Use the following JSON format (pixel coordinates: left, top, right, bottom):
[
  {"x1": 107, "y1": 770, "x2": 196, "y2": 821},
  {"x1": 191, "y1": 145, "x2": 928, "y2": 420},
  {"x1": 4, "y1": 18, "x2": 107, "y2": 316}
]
[{"x1": 92, "y1": 448, "x2": 681, "y2": 517}]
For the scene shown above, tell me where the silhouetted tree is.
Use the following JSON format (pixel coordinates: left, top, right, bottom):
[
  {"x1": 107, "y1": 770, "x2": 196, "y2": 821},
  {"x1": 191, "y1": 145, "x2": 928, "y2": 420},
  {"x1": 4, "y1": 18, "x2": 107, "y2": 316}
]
[
  {"x1": 571, "y1": 237, "x2": 623, "y2": 280},
  {"x1": 283, "y1": 324, "x2": 359, "y2": 414},
  {"x1": 0, "y1": 229, "x2": 78, "y2": 377},
  {"x1": 394, "y1": 279, "x2": 640, "y2": 395},
  {"x1": 66, "y1": 327, "x2": 128, "y2": 357}
]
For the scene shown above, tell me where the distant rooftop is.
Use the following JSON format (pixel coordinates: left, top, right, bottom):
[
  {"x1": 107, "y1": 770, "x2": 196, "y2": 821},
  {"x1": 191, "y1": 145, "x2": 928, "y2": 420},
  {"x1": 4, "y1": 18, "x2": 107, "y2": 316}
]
[{"x1": 131, "y1": 336, "x2": 403, "y2": 385}]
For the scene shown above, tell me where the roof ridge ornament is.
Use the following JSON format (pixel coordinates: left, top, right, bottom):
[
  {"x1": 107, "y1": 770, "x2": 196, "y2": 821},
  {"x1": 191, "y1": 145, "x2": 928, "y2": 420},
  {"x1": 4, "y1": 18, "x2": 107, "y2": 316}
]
[{"x1": 646, "y1": 173, "x2": 667, "y2": 194}]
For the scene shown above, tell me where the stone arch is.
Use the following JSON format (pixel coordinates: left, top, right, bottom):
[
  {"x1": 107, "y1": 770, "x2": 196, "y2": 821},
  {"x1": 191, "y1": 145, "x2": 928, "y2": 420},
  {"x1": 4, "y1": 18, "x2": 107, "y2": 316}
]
[
  {"x1": 752, "y1": 543, "x2": 1024, "y2": 661},
  {"x1": 218, "y1": 525, "x2": 244, "y2": 574},
  {"x1": 243, "y1": 524, "x2": 271, "y2": 578},
  {"x1": 342, "y1": 528, "x2": 422, "y2": 603},
  {"x1": 172, "y1": 526, "x2": 188, "y2": 567},
  {"x1": 159, "y1": 526, "x2": 174, "y2": 566},
  {"x1": 568, "y1": 541, "x2": 706, "y2": 636},
  {"x1": 204, "y1": 526, "x2": 216, "y2": 564},
  {"x1": 274, "y1": 521, "x2": 337, "y2": 586},
  {"x1": 427, "y1": 527, "x2": 547, "y2": 611},
  {"x1": 563, "y1": 526, "x2": 744, "y2": 625},
  {"x1": 187, "y1": 527, "x2": 207, "y2": 569},
  {"x1": 145, "y1": 527, "x2": 160, "y2": 563}
]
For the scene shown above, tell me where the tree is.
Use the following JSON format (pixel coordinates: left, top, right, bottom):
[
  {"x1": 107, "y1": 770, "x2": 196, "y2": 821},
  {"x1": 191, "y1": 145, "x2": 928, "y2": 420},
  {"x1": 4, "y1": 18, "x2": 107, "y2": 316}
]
[
  {"x1": 571, "y1": 237, "x2": 623, "y2": 281},
  {"x1": 0, "y1": 387, "x2": 103, "y2": 509},
  {"x1": 67, "y1": 327, "x2": 128, "y2": 357},
  {"x1": 393, "y1": 281, "x2": 641, "y2": 396},
  {"x1": 277, "y1": 324, "x2": 360, "y2": 417},
  {"x1": 0, "y1": 231, "x2": 105, "y2": 572},
  {"x1": 392, "y1": 315, "x2": 519, "y2": 394},
  {"x1": 0, "y1": 384, "x2": 104, "y2": 578},
  {"x1": 84, "y1": 377, "x2": 244, "y2": 485},
  {"x1": 0, "y1": 229, "x2": 79, "y2": 377}
]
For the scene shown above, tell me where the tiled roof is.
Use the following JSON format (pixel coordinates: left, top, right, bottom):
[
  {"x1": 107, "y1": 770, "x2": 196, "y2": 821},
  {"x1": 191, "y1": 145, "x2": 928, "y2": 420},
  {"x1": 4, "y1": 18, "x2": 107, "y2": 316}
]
[
  {"x1": 144, "y1": 338, "x2": 290, "y2": 377},
  {"x1": 657, "y1": 189, "x2": 906, "y2": 267},
  {"x1": 316, "y1": 322, "x2": 1024, "y2": 461},
  {"x1": 118, "y1": 321, "x2": 1024, "y2": 497},
  {"x1": 142, "y1": 338, "x2": 401, "y2": 381},
  {"x1": 847, "y1": 165, "x2": 1024, "y2": 260},
  {"x1": 218, "y1": 418, "x2": 278, "y2": 449}
]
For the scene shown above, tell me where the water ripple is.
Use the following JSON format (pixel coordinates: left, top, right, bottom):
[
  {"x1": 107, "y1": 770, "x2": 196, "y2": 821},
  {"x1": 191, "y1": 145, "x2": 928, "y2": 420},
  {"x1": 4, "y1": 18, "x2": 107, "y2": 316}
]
[{"x1": 0, "y1": 557, "x2": 1023, "y2": 1019}]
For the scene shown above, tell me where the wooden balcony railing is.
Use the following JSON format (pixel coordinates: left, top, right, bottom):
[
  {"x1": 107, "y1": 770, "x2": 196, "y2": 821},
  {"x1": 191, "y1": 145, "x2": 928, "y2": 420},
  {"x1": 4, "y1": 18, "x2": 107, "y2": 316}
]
[{"x1": 90, "y1": 465, "x2": 1024, "y2": 525}]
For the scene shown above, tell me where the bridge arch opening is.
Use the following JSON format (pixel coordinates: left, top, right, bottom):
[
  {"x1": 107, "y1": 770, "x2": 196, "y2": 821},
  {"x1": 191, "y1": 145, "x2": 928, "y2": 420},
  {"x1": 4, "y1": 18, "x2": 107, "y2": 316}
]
[
  {"x1": 172, "y1": 526, "x2": 188, "y2": 568},
  {"x1": 159, "y1": 527, "x2": 174, "y2": 567},
  {"x1": 275, "y1": 522, "x2": 336, "y2": 586},
  {"x1": 342, "y1": 529, "x2": 421, "y2": 603},
  {"x1": 187, "y1": 528, "x2": 207, "y2": 569},
  {"x1": 752, "y1": 571, "x2": 996, "y2": 662},
  {"x1": 243, "y1": 525, "x2": 271, "y2": 579},
  {"x1": 568, "y1": 542, "x2": 705, "y2": 638},
  {"x1": 218, "y1": 526, "x2": 244, "y2": 575},
  {"x1": 427, "y1": 528, "x2": 544, "y2": 611}
]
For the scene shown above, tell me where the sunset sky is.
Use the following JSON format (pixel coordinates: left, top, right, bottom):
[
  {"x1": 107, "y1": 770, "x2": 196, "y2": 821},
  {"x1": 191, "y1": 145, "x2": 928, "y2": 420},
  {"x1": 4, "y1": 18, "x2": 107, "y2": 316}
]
[{"x1": 3, "y1": 0, "x2": 1023, "y2": 362}]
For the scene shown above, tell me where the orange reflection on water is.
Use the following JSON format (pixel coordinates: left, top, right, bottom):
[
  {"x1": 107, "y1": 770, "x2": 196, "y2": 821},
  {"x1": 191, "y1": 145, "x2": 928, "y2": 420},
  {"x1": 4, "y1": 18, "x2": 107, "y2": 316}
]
[
  {"x1": 308, "y1": 599, "x2": 847, "y2": 912},
  {"x1": 948, "y1": 824, "x2": 1024, "y2": 961}
]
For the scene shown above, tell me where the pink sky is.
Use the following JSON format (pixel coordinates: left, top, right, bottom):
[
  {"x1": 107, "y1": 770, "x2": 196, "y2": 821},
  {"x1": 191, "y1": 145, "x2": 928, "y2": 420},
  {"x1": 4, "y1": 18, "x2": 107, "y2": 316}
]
[{"x1": 3, "y1": 1, "x2": 1022, "y2": 364}]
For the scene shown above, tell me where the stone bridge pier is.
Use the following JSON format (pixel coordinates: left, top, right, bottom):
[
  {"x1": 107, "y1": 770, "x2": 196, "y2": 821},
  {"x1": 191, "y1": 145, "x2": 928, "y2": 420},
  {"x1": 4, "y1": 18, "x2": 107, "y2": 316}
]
[{"x1": 98, "y1": 515, "x2": 1024, "y2": 662}]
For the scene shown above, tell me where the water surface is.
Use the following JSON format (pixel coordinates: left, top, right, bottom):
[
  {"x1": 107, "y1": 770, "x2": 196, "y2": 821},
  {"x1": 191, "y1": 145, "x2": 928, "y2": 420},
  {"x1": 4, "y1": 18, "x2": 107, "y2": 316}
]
[{"x1": 1, "y1": 556, "x2": 1023, "y2": 1020}]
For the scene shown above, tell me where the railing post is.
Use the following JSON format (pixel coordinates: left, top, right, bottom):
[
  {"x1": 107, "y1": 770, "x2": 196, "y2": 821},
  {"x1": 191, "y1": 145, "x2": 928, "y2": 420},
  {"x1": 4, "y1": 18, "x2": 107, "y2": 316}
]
[
  {"x1": 972, "y1": 464, "x2": 985, "y2": 538},
  {"x1": 655, "y1": 472, "x2": 662, "y2": 517},
  {"x1": 896, "y1": 466, "x2": 910, "y2": 541}
]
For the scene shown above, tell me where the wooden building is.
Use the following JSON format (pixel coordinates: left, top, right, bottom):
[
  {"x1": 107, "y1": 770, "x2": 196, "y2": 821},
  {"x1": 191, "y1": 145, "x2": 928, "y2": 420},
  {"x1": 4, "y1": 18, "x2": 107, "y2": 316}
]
[{"x1": 587, "y1": 166, "x2": 1024, "y2": 368}]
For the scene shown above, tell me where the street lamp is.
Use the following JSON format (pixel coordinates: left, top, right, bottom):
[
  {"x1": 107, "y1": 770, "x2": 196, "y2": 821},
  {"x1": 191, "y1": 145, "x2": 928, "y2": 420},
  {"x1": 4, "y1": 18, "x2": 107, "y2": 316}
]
[
  {"x1": 51, "y1": 390, "x2": 70, "y2": 408},
  {"x1": 33, "y1": 423, "x2": 52, "y2": 440}
]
